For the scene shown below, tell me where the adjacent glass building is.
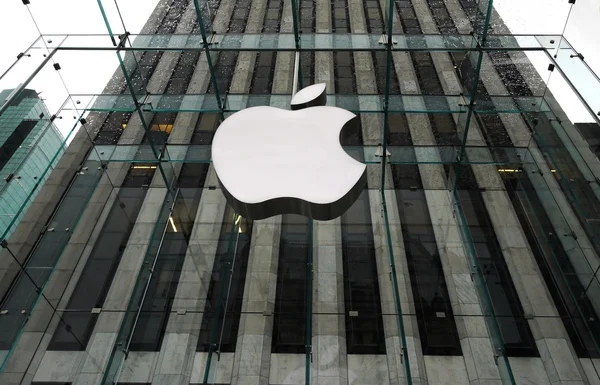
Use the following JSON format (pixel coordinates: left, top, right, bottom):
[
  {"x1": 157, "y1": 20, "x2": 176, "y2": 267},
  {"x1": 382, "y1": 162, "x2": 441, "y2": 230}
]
[
  {"x1": 0, "y1": 89, "x2": 64, "y2": 239},
  {"x1": 0, "y1": 0, "x2": 599, "y2": 384}
]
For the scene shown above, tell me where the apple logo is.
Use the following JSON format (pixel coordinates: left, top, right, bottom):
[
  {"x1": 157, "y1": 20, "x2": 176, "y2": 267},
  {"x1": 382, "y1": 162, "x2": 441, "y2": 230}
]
[{"x1": 211, "y1": 83, "x2": 367, "y2": 220}]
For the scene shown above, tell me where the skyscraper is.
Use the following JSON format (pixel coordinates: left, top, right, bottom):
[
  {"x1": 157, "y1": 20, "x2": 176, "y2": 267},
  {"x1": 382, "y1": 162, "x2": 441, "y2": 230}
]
[
  {"x1": 0, "y1": 0, "x2": 599, "y2": 385},
  {"x1": 0, "y1": 88, "x2": 64, "y2": 239}
]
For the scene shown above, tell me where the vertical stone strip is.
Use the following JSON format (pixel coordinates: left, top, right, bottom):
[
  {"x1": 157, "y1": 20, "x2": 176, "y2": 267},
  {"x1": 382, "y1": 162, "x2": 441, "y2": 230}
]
[
  {"x1": 231, "y1": 216, "x2": 281, "y2": 385},
  {"x1": 312, "y1": 219, "x2": 347, "y2": 385},
  {"x1": 310, "y1": 2, "x2": 348, "y2": 384}
]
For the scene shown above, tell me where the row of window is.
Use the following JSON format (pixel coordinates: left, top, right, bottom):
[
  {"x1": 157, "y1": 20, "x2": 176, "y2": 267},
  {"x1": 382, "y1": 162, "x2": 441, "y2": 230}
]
[
  {"x1": 93, "y1": 0, "x2": 190, "y2": 145},
  {"x1": 36, "y1": 0, "x2": 600, "y2": 363},
  {"x1": 425, "y1": 0, "x2": 600, "y2": 358},
  {"x1": 48, "y1": 165, "x2": 155, "y2": 350}
]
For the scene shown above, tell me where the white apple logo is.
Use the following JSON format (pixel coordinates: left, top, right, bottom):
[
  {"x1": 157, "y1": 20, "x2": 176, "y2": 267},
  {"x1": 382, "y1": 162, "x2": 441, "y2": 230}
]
[{"x1": 211, "y1": 83, "x2": 367, "y2": 220}]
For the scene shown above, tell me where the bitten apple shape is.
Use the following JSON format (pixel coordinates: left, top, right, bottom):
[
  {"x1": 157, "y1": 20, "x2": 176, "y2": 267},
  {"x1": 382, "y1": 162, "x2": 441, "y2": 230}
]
[{"x1": 212, "y1": 83, "x2": 367, "y2": 220}]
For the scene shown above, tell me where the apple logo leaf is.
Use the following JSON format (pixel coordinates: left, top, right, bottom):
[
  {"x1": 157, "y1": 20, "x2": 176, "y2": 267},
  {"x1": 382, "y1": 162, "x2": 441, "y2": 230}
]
[{"x1": 212, "y1": 83, "x2": 367, "y2": 221}]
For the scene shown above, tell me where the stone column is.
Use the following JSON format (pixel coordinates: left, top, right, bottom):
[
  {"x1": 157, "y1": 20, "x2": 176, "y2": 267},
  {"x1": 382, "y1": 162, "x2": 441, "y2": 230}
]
[
  {"x1": 311, "y1": 218, "x2": 347, "y2": 385},
  {"x1": 230, "y1": 216, "x2": 281, "y2": 385},
  {"x1": 309, "y1": 2, "x2": 349, "y2": 384}
]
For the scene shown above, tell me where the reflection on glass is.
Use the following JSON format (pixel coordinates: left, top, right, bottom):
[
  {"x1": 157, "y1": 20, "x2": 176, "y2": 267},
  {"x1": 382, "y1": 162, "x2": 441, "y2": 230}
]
[
  {"x1": 48, "y1": 165, "x2": 155, "y2": 350},
  {"x1": 457, "y1": 184, "x2": 538, "y2": 357},
  {"x1": 392, "y1": 164, "x2": 462, "y2": 355},
  {"x1": 342, "y1": 191, "x2": 386, "y2": 354},
  {"x1": 272, "y1": 214, "x2": 309, "y2": 353},
  {"x1": 197, "y1": 207, "x2": 252, "y2": 353},
  {"x1": 502, "y1": 169, "x2": 600, "y2": 358},
  {"x1": 129, "y1": 164, "x2": 209, "y2": 351}
]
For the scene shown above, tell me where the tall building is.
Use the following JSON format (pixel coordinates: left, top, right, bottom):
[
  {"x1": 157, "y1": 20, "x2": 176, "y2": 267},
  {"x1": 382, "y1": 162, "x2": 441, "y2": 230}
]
[
  {"x1": 0, "y1": 1, "x2": 599, "y2": 385},
  {"x1": 0, "y1": 88, "x2": 64, "y2": 239}
]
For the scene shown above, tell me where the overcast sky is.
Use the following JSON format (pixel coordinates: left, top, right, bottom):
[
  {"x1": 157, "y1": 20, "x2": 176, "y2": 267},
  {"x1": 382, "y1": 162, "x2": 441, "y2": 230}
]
[{"x1": 0, "y1": 0, "x2": 598, "y2": 139}]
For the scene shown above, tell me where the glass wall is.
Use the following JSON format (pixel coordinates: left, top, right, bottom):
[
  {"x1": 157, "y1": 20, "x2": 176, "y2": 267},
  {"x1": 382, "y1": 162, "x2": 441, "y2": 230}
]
[{"x1": 1, "y1": 0, "x2": 600, "y2": 385}]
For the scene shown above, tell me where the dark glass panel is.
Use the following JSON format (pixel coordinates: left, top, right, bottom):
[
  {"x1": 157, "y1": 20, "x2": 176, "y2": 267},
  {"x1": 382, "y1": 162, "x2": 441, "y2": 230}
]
[
  {"x1": 502, "y1": 171, "x2": 600, "y2": 358},
  {"x1": 457, "y1": 189, "x2": 539, "y2": 357},
  {"x1": 272, "y1": 214, "x2": 309, "y2": 353},
  {"x1": 197, "y1": 208, "x2": 253, "y2": 352},
  {"x1": 0, "y1": 120, "x2": 37, "y2": 173},
  {"x1": 48, "y1": 166, "x2": 154, "y2": 350},
  {"x1": 342, "y1": 192, "x2": 386, "y2": 354},
  {"x1": 129, "y1": 165, "x2": 208, "y2": 351},
  {"x1": 392, "y1": 165, "x2": 462, "y2": 355}
]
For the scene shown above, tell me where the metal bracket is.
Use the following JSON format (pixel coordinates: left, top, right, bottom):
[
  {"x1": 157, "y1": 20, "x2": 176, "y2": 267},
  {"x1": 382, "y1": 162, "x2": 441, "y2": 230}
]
[
  {"x1": 378, "y1": 35, "x2": 398, "y2": 45},
  {"x1": 375, "y1": 145, "x2": 391, "y2": 158}
]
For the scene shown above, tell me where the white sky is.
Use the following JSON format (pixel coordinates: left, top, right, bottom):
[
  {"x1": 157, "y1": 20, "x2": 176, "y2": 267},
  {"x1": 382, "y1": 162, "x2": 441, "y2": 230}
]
[{"x1": 0, "y1": 0, "x2": 598, "y2": 140}]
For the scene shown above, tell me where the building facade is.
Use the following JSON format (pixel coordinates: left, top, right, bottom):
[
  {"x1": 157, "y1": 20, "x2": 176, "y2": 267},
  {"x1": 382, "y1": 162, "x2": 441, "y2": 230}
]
[
  {"x1": 0, "y1": 0, "x2": 599, "y2": 385},
  {"x1": 0, "y1": 89, "x2": 64, "y2": 239}
]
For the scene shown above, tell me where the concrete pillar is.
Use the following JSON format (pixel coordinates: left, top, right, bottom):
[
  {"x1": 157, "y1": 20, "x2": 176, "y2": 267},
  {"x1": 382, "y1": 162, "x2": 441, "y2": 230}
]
[
  {"x1": 311, "y1": 219, "x2": 348, "y2": 385},
  {"x1": 307, "y1": 3, "x2": 349, "y2": 385},
  {"x1": 230, "y1": 216, "x2": 281, "y2": 385},
  {"x1": 150, "y1": 171, "x2": 228, "y2": 385}
]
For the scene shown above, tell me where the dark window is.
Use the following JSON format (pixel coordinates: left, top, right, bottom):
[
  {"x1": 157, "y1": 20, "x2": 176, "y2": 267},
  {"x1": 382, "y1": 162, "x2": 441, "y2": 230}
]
[
  {"x1": 0, "y1": 120, "x2": 37, "y2": 173},
  {"x1": 342, "y1": 191, "x2": 386, "y2": 354},
  {"x1": 456, "y1": 187, "x2": 538, "y2": 357},
  {"x1": 392, "y1": 165, "x2": 462, "y2": 355},
  {"x1": 143, "y1": 112, "x2": 177, "y2": 147},
  {"x1": 197, "y1": 208, "x2": 252, "y2": 352},
  {"x1": 0, "y1": 161, "x2": 104, "y2": 350},
  {"x1": 191, "y1": 113, "x2": 219, "y2": 145},
  {"x1": 178, "y1": 163, "x2": 210, "y2": 189},
  {"x1": 250, "y1": 52, "x2": 276, "y2": 94},
  {"x1": 272, "y1": 214, "x2": 309, "y2": 353},
  {"x1": 94, "y1": 112, "x2": 132, "y2": 145},
  {"x1": 503, "y1": 171, "x2": 600, "y2": 358},
  {"x1": 129, "y1": 165, "x2": 208, "y2": 351},
  {"x1": 48, "y1": 165, "x2": 154, "y2": 350}
]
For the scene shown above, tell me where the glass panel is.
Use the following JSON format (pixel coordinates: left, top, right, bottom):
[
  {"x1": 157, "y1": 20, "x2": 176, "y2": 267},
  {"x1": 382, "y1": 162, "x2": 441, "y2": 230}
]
[
  {"x1": 272, "y1": 214, "x2": 309, "y2": 353},
  {"x1": 501, "y1": 165, "x2": 600, "y2": 358},
  {"x1": 342, "y1": 191, "x2": 386, "y2": 354},
  {"x1": 32, "y1": 33, "x2": 555, "y2": 51},
  {"x1": 196, "y1": 208, "x2": 252, "y2": 352},
  {"x1": 392, "y1": 167, "x2": 462, "y2": 355},
  {"x1": 48, "y1": 165, "x2": 154, "y2": 350},
  {"x1": 0, "y1": 160, "x2": 103, "y2": 361}
]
